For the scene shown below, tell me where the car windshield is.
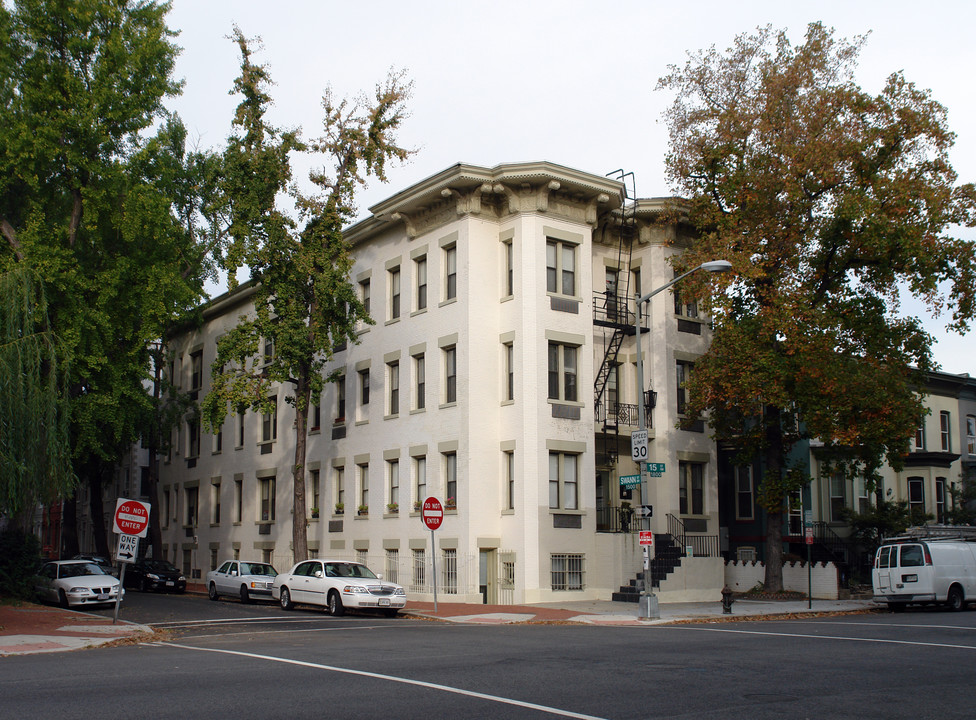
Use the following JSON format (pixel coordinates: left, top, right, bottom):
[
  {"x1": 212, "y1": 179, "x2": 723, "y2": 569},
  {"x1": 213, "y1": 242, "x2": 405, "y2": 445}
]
[
  {"x1": 326, "y1": 563, "x2": 378, "y2": 579},
  {"x1": 241, "y1": 563, "x2": 276, "y2": 576},
  {"x1": 60, "y1": 562, "x2": 106, "y2": 578},
  {"x1": 144, "y1": 561, "x2": 178, "y2": 572}
]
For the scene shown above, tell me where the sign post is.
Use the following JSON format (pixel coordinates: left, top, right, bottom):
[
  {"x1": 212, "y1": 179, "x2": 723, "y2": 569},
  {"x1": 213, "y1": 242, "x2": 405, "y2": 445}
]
[
  {"x1": 112, "y1": 498, "x2": 150, "y2": 623},
  {"x1": 422, "y1": 497, "x2": 444, "y2": 612},
  {"x1": 804, "y1": 509, "x2": 814, "y2": 609}
]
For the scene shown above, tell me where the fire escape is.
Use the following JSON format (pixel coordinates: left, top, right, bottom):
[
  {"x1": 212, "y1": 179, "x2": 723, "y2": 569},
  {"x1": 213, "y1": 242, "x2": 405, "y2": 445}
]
[{"x1": 594, "y1": 170, "x2": 640, "y2": 529}]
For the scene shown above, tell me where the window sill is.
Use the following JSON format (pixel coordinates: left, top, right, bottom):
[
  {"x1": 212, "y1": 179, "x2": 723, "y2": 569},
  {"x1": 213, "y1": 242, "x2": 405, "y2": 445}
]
[
  {"x1": 355, "y1": 419, "x2": 369, "y2": 426},
  {"x1": 410, "y1": 308, "x2": 428, "y2": 318},
  {"x1": 384, "y1": 413, "x2": 400, "y2": 421},
  {"x1": 439, "y1": 401, "x2": 458, "y2": 410},
  {"x1": 410, "y1": 407, "x2": 426, "y2": 415},
  {"x1": 500, "y1": 294, "x2": 514, "y2": 303},
  {"x1": 439, "y1": 297, "x2": 458, "y2": 308},
  {"x1": 385, "y1": 317, "x2": 401, "y2": 326},
  {"x1": 548, "y1": 509, "x2": 584, "y2": 515},
  {"x1": 548, "y1": 399, "x2": 584, "y2": 408},
  {"x1": 500, "y1": 399, "x2": 514, "y2": 407}
]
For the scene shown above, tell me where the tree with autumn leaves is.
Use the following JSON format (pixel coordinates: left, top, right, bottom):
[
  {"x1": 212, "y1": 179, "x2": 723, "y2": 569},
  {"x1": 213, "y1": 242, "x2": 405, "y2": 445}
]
[
  {"x1": 201, "y1": 30, "x2": 412, "y2": 564},
  {"x1": 658, "y1": 23, "x2": 976, "y2": 590}
]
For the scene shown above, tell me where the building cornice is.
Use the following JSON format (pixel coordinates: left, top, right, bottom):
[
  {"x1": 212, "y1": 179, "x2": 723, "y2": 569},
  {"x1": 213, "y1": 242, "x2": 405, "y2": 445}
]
[{"x1": 344, "y1": 161, "x2": 626, "y2": 245}]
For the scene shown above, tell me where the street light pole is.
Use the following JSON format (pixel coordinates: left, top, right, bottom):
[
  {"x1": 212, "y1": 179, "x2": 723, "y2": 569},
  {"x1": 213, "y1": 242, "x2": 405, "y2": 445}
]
[{"x1": 633, "y1": 260, "x2": 731, "y2": 619}]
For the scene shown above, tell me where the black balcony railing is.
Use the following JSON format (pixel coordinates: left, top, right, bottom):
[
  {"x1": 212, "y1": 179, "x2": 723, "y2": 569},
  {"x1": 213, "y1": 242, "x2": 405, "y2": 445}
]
[
  {"x1": 592, "y1": 292, "x2": 641, "y2": 328},
  {"x1": 595, "y1": 401, "x2": 639, "y2": 428}
]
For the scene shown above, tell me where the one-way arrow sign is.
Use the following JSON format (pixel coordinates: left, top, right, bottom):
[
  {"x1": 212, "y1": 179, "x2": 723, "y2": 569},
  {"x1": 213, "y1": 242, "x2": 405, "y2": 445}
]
[
  {"x1": 637, "y1": 505, "x2": 653, "y2": 518},
  {"x1": 116, "y1": 533, "x2": 138, "y2": 564}
]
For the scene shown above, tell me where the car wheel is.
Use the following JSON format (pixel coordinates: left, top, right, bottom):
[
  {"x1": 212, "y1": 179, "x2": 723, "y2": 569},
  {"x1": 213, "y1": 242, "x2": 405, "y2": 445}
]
[
  {"x1": 58, "y1": 589, "x2": 69, "y2": 609},
  {"x1": 240, "y1": 585, "x2": 251, "y2": 604},
  {"x1": 947, "y1": 586, "x2": 964, "y2": 612},
  {"x1": 208, "y1": 583, "x2": 219, "y2": 601},
  {"x1": 328, "y1": 590, "x2": 345, "y2": 617},
  {"x1": 279, "y1": 587, "x2": 294, "y2": 611}
]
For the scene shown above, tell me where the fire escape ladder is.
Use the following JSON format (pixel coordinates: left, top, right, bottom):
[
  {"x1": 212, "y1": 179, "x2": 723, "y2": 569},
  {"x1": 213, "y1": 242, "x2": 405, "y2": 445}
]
[{"x1": 595, "y1": 170, "x2": 638, "y2": 468}]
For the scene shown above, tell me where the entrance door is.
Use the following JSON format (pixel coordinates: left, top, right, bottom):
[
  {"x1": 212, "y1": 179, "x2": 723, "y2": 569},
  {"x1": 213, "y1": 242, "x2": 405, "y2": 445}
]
[{"x1": 479, "y1": 549, "x2": 497, "y2": 604}]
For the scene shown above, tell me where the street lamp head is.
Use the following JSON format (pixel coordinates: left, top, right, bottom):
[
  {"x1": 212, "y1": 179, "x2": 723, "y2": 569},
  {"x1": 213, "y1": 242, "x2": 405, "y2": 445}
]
[{"x1": 699, "y1": 260, "x2": 733, "y2": 273}]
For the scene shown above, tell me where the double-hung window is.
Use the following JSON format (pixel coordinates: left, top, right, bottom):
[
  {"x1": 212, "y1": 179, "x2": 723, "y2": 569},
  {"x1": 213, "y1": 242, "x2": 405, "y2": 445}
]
[
  {"x1": 546, "y1": 239, "x2": 576, "y2": 296},
  {"x1": 678, "y1": 461, "x2": 704, "y2": 516},
  {"x1": 967, "y1": 415, "x2": 976, "y2": 455},
  {"x1": 444, "y1": 245, "x2": 457, "y2": 301},
  {"x1": 414, "y1": 455, "x2": 426, "y2": 505},
  {"x1": 734, "y1": 466, "x2": 753, "y2": 520},
  {"x1": 389, "y1": 266, "x2": 401, "y2": 320},
  {"x1": 259, "y1": 476, "x2": 276, "y2": 522},
  {"x1": 261, "y1": 397, "x2": 277, "y2": 444},
  {"x1": 414, "y1": 353, "x2": 426, "y2": 410},
  {"x1": 444, "y1": 346, "x2": 457, "y2": 404},
  {"x1": 388, "y1": 460, "x2": 399, "y2": 509},
  {"x1": 387, "y1": 361, "x2": 399, "y2": 416},
  {"x1": 676, "y1": 360, "x2": 694, "y2": 415},
  {"x1": 940, "y1": 411, "x2": 952, "y2": 452},
  {"x1": 444, "y1": 452, "x2": 457, "y2": 504},
  {"x1": 547, "y1": 343, "x2": 577, "y2": 402},
  {"x1": 415, "y1": 255, "x2": 427, "y2": 311},
  {"x1": 548, "y1": 452, "x2": 578, "y2": 510}
]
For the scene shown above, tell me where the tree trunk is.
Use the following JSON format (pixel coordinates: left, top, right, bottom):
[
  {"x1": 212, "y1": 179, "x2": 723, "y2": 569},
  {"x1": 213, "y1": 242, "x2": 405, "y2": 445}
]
[
  {"x1": 291, "y1": 369, "x2": 311, "y2": 564},
  {"x1": 86, "y1": 466, "x2": 111, "y2": 560},
  {"x1": 147, "y1": 350, "x2": 163, "y2": 560},
  {"x1": 61, "y1": 496, "x2": 79, "y2": 558},
  {"x1": 765, "y1": 510, "x2": 785, "y2": 592},
  {"x1": 763, "y1": 405, "x2": 785, "y2": 592}
]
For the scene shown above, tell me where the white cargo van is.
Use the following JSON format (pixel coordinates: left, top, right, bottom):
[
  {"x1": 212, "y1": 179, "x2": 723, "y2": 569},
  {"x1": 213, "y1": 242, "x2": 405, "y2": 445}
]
[{"x1": 873, "y1": 537, "x2": 976, "y2": 611}]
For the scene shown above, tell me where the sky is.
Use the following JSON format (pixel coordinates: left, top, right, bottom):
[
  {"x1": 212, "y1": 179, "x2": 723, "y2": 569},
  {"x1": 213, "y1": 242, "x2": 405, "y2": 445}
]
[{"x1": 164, "y1": 0, "x2": 975, "y2": 375}]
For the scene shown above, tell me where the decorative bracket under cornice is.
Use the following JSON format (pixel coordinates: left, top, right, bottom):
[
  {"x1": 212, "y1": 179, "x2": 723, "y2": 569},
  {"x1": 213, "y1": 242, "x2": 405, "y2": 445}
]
[
  {"x1": 440, "y1": 184, "x2": 487, "y2": 215},
  {"x1": 389, "y1": 211, "x2": 418, "y2": 239},
  {"x1": 587, "y1": 193, "x2": 611, "y2": 226}
]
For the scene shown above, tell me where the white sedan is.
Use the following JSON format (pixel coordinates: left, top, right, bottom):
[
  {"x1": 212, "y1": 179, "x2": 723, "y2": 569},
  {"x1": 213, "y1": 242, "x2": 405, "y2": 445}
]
[
  {"x1": 35, "y1": 560, "x2": 123, "y2": 608},
  {"x1": 206, "y1": 560, "x2": 278, "y2": 603},
  {"x1": 272, "y1": 559, "x2": 406, "y2": 617}
]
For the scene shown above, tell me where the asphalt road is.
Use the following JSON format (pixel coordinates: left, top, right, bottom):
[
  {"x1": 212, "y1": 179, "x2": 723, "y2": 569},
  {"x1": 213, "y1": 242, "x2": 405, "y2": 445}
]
[{"x1": 5, "y1": 591, "x2": 976, "y2": 719}]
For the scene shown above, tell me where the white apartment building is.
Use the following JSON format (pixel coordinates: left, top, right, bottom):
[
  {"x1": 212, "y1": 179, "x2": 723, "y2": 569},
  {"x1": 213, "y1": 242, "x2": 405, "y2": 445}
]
[{"x1": 155, "y1": 162, "x2": 725, "y2": 604}]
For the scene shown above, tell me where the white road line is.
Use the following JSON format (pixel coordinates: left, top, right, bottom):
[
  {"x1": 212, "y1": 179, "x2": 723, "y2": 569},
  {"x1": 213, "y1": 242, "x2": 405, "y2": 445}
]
[
  {"x1": 150, "y1": 641, "x2": 609, "y2": 720},
  {"x1": 790, "y1": 620, "x2": 976, "y2": 631},
  {"x1": 672, "y1": 625, "x2": 976, "y2": 650}
]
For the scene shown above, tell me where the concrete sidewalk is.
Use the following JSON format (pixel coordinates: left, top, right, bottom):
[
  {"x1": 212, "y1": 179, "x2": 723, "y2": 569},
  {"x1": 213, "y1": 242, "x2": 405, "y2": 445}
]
[
  {"x1": 403, "y1": 597, "x2": 877, "y2": 626},
  {"x1": 0, "y1": 603, "x2": 154, "y2": 657},
  {"x1": 0, "y1": 595, "x2": 878, "y2": 657}
]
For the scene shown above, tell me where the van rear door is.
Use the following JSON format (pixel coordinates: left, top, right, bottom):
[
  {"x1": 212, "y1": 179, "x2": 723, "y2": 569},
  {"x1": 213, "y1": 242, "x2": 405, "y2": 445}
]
[{"x1": 875, "y1": 545, "x2": 893, "y2": 594}]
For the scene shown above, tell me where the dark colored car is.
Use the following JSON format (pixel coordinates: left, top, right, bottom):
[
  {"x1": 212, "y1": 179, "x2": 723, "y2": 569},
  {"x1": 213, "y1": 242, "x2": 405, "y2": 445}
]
[
  {"x1": 71, "y1": 553, "x2": 117, "y2": 576},
  {"x1": 123, "y1": 559, "x2": 187, "y2": 593}
]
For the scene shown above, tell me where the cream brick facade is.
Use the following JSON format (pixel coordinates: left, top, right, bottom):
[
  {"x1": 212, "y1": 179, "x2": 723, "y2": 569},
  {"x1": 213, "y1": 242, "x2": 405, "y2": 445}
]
[{"x1": 154, "y1": 162, "x2": 726, "y2": 603}]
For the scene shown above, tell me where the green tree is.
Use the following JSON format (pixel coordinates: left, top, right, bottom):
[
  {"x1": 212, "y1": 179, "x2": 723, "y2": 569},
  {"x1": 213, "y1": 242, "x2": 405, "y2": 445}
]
[
  {"x1": 658, "y1": 24, "x2": 976, "y2": 590},
  {"x1": 842, "y1": 500, "x2": 932, "y2": 558},
  {"x1": 0, "y1": 1, "x2": 209, "y2": 555},
  {"x1": 202, "y1": 31, "x2": 412, "y2": 563},
  {"x1": 0, "y1": 267, "x2": 73, "y2": 524}
]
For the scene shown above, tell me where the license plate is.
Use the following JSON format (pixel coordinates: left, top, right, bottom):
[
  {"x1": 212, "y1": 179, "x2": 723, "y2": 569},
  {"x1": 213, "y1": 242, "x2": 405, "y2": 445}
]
[
  {"x1": 378, "y1": 598, "x2": 390, "y2": 606},
  {"x1": 166, "y1": 581, "x2": 174, "y2": 586},
  {"x1": 97, "y1": 594, "x2": 109, "y2": 601}
]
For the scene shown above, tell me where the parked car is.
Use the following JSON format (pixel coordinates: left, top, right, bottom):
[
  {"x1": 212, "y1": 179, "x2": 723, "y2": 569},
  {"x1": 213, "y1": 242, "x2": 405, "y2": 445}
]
[
  {"x1": 272, "y1": 559, "x2": 406, "y2": 617},
  {"x1": 206, "y1": 560, "x2": 278, "y2": 603},
  {"x1": 70, "y1": 553, "x2": 116, "y2": 576},
  {"x1": 34, "y1": 560, "x2": 123, "y2": 608},
  {"x1": 123, "y1": 559, "x2": 187, "y2": 593}
]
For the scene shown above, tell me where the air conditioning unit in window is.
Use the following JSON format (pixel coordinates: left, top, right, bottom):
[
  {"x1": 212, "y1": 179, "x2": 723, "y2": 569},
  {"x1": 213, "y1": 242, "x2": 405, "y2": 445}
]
[{"x1": 736, "y1": 547, "x2": 757, "y2": 562}]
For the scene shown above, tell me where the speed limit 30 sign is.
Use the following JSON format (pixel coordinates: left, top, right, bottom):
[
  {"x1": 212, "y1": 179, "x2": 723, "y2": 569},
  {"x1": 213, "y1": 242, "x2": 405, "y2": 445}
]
[{"x1": 631, "y1": 430, "x2": 648, "y2": 461}]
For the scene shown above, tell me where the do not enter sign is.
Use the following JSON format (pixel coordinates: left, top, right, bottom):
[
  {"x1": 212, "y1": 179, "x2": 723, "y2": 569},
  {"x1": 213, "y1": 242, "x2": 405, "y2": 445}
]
[
  {"x1": 113, "y1": 498, "x2": 151, "y2": 538},
  {"x1": 422, "y1": 496, "x2": 443, "y2": 531}
]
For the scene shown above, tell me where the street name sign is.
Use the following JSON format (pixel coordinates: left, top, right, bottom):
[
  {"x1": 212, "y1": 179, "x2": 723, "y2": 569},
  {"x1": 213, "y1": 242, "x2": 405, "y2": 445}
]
[
  {"x1": 645, "y1": 462, "x2": 665, "y2": 477},
  {"x1": 618, "y1": 474, "x2": 641, "y2": 488}
]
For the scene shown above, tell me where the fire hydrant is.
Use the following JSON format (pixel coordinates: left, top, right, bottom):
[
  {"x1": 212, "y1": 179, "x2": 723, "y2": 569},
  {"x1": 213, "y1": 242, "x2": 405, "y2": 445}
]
[{"x1": 721, "y1": 586, "x2": 735, "y2": 614}]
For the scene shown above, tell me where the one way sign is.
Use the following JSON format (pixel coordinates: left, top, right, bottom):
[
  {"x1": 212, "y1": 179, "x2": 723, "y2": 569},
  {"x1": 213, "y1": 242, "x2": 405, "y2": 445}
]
[
  {"x1": 637, "y1": 505, "x2": 653, "y2": 518},
  {"x1": 116, "y1": 534, "x2": 139, "y2": 564}
]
